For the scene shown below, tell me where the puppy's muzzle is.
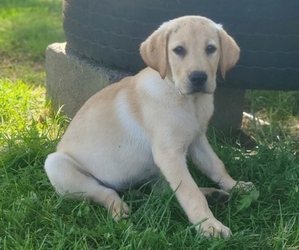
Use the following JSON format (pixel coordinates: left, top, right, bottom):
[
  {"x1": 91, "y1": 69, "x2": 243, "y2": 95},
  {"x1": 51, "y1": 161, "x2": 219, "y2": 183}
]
[{"x1": 188, "y1": 71, "x2": 208, "y2": 94}]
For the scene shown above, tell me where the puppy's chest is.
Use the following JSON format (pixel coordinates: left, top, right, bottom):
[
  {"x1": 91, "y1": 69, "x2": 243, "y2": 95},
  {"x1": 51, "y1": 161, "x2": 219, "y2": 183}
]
[{"x1": 183, "y1": 97, "x2": 214, "y2": 132}]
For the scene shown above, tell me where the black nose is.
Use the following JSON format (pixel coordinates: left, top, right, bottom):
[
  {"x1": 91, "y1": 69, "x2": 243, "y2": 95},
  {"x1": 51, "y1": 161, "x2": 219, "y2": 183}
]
[{"x1": 189, "y1": 71, "x2": 207, "y2": 86}]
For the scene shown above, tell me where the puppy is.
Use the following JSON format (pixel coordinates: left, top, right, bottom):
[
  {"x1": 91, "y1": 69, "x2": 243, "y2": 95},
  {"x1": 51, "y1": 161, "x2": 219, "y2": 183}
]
[{"x1": 45, "y1": 15, "x2": 252, "y2": 238}]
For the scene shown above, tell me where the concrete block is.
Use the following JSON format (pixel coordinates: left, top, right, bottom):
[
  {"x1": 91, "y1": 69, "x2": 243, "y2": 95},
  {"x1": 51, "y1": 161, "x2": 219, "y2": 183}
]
[
  {"x1": 46, "y1": 42, "x2": 244, "y2": 132},
  {"x1": 211, "y1": 88, "x2": 245, "y2": 132},
  {"x1": 45, "y1": 42, "x2": 131, "y2": 118}
]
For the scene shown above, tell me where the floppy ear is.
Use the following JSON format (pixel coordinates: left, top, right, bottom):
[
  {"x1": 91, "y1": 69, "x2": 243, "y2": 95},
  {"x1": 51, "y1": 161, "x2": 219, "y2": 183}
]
[
  {"x1": 140, "y1": 24, "x2": 170, "y2": 79},
  {"x1": 218, "y1": 27, "x2": 240, "y2": 79}
]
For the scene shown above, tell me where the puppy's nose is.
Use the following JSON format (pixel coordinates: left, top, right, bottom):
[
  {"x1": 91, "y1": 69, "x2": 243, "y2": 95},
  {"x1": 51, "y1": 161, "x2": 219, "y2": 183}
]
[{"x1": 189, "y1": 71, "x2": 207, "y2": 86}]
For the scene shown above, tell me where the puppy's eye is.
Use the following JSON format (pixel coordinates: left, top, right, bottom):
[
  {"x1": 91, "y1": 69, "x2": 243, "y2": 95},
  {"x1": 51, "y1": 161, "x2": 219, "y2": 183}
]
[
  {"x1": 206, "y1": 45, "x2": 217, "y2": 55},
  {"x1": 173, "y1": 46, "x2": 185, "y2": 56}
]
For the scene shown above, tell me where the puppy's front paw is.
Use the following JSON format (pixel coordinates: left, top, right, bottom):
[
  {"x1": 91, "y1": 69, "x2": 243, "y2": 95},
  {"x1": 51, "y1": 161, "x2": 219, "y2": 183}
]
[
  {"x1": 204, "y1": 189, "x2": 230, "y2": 206},
  {"x1": 197, "y1": 218, "x2": 232, "y2": 239}
]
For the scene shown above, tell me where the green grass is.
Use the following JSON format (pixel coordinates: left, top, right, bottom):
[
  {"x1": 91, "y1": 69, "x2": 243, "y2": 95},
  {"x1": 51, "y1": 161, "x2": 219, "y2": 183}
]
[
  {"x1": 1, "y1": 0, "x2": 299, "y2": 249},
  {"x1": 0, "y1": 0, "x2": 64, "y2": 85}
]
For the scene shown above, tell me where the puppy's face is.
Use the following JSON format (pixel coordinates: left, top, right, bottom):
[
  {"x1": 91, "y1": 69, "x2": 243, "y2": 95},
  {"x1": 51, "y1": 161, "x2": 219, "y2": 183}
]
[
  {"x1": 140, "y1": 16, "x2": 240, "y2": 95},
  {"x1": 167, "y1": 18, "x2": 221, "y2": 94}
]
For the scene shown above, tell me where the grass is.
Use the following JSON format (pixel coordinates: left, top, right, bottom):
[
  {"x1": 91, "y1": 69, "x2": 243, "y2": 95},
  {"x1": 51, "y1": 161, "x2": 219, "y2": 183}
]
[
  {"x1": 0, "y1": 0, "x2": 64, "y2": 85},
  {"x1": 0, "y1": 0, "x2": 299, "y2": 249}
]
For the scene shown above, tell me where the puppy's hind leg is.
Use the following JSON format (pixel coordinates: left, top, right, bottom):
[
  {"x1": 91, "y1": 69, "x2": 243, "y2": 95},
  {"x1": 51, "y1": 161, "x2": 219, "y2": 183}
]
[{"x1": 44, "y1": 152, "x2": 129, "y2": 220}]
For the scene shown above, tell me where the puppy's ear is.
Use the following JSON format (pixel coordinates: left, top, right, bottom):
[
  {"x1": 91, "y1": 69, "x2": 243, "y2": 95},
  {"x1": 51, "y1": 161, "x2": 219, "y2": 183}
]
[
  {"x1": 140, "y1": 24, "x2": 170, "y2": 79},
  {"x1": 218, "y1": 27, "x2": 240, "y2": 79}
]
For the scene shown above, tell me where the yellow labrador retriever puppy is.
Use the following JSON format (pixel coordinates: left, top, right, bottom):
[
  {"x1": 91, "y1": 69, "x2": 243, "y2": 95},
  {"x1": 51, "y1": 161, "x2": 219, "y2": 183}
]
[{"x1": 45, "y1": 15, "x2": 252, "y2": 238}]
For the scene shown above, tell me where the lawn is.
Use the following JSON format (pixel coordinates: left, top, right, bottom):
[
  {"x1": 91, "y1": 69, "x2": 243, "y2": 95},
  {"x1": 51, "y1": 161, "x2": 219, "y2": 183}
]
[{"x1": 1, "y1": 0, "x2": 299, "y2": 249}]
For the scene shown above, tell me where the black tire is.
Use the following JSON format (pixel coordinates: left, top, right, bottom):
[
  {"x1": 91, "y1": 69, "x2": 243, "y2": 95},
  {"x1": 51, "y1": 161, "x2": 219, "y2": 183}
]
[{"x1": 63, "y1": 0, "x2": 299, "y2": 90}]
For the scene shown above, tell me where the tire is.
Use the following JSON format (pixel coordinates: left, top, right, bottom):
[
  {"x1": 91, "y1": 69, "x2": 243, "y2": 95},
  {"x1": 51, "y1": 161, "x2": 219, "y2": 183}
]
[{"x1": 63, "y1": 0, "x2": 299, "y2": 90}]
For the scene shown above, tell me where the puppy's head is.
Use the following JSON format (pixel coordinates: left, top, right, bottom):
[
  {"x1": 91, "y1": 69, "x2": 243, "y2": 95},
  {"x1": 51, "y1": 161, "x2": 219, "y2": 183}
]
[{"x1": 140, "y1": 16, "x2": 240, "y2": 95}]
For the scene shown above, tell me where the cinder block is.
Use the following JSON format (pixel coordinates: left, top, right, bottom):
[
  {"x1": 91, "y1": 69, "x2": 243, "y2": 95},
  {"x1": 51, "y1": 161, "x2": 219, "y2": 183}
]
[
  {"x1": 46, "y1": 42, "x2": 244, "y2": 132},
  {"x1": 45, "y1": 42, "x2": 131, "y2": 117},
  {"x1": 212, "y1": 88, "x2": 245, "y2": 132}
]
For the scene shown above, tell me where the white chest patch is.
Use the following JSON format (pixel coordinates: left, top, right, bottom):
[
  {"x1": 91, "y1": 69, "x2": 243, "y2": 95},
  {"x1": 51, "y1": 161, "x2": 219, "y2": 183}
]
[{"x1": 109, "y1": 92, "x2": 158, "y2": 189}]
